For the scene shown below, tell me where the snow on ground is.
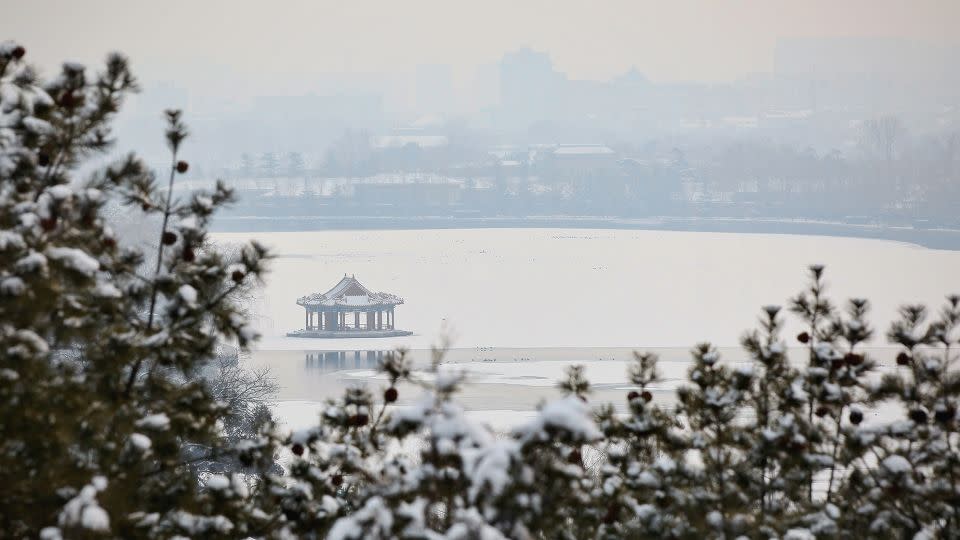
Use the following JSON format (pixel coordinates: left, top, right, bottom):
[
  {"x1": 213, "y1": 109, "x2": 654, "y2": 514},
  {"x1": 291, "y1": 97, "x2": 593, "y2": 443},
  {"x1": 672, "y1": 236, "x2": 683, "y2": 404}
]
[
  {"x1": 270, "y1": 353, "x2": 905, "y2": 436},
  {"x1": 273, "y1": 400, "x2": 537, "y2": 434},
  {"x1": 335, "y1": 358, "x2": 703, "y2": 389}
]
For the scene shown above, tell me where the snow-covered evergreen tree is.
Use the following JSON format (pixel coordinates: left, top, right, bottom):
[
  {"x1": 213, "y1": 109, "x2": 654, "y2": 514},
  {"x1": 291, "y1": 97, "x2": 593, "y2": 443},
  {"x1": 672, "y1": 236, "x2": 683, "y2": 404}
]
[
  {"x1": 259, "y1": 152, "x2": 278, "y2": 179},
  {"x1": 239, "y1": 152, "x2": 255, "y2": 178},
  {"x1": 261, "y1": 268, "x2": 960, "y2": 538},
  {"x1": 0, "y1": 43, "x2": 273, "y2": 538},
  {"x1": 287, "y1": 152, "x2": 305, "y2": 178}
]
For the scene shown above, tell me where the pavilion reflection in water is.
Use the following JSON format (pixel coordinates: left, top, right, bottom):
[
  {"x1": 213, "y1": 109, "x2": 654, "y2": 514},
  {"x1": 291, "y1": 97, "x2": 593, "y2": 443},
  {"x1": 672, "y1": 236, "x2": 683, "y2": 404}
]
[{"x1": 304, "y1": 350, "x2": 387, "y2": 372}]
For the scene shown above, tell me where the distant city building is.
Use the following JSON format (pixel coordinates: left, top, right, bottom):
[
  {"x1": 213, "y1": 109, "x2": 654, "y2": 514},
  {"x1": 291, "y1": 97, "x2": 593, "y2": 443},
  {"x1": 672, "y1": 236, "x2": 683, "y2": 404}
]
[
  {"x1": 415, "y1": 64, "x2": 454, "y2": 115},
  {"x1": 370, "y1": 120, "x2": 449, "y2": 150},
  {"x1": 545, "y1": 144, "x2": 618, "y2": 184},
  {"x1": 370, "y1": 133, "x2": 449, "y2": 149},
  {"x1": 499, "y1": 48, "x2": 564, "y2": 128},
  {"x1": 250, "y1": 94, "x2": 384, "y2": 152}
]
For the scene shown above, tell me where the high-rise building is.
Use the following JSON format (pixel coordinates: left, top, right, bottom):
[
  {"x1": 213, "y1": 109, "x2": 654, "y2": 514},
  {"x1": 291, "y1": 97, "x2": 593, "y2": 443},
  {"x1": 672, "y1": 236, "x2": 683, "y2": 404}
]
[
  {"x1": 499, "y1": 48, "x2": 564, "y2": 128},
  {"x1": 415, "y1": 64, "x2": 454, "y2": 115}
]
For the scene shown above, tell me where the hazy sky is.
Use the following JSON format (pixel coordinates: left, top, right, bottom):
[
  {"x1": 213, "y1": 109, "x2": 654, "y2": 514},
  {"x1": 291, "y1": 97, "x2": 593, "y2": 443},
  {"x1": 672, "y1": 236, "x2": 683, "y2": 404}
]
[{"x1": 3, "y1": 0, "x2": 958, "y2": 88}]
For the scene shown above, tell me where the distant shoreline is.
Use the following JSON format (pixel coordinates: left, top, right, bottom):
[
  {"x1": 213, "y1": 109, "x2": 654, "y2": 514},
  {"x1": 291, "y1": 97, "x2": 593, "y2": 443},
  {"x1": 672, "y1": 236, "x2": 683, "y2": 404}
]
[{"x1": 211, "y1": 215, "x2": 960, "y2": 251}]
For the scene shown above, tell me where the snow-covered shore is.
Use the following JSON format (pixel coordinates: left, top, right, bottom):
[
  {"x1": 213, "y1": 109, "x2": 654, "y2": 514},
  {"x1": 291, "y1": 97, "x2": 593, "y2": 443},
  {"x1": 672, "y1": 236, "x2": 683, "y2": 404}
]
[{"x1": 212, "y1": 215, "x2": 960, "y2": 251}]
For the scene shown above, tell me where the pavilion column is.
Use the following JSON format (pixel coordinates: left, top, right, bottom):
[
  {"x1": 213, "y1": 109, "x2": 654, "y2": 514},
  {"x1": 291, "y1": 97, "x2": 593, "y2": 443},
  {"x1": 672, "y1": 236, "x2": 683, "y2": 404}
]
[
  {"x1": 354, "y1": 311, "x2": 360, "y2": 329},
  {"x1": 390, "y1": 308, "x2": 394, "y2": 329},
  {"x1": 377, "y1": 310, "x2": 382, "y2": 330},
  {"x1": 318, "y1": 310, "x2": 323, "y2": 331},
  {"x1": 305, "y1": 309, "x2": 309, "y2": 330}
]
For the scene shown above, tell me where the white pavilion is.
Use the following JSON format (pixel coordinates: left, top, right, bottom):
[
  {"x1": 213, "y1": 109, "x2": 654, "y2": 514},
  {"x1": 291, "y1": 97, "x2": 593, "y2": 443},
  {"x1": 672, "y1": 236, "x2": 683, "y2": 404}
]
[{"x1": 287, "y1": 275, "x2": 412, "y2": 338}]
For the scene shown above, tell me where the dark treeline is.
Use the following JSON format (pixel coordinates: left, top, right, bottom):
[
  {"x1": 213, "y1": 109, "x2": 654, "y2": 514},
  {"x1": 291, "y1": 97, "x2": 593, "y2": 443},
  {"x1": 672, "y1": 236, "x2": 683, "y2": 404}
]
[{"x1": 209, "y1": 116, "x2": 960, "y2": 228}]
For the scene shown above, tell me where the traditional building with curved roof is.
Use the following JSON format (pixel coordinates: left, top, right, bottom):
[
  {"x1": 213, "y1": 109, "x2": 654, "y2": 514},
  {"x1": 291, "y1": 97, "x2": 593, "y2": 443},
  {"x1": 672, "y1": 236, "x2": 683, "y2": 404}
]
[{"x1": 287, "y1": 275, "x2": 412, "y2": 338}]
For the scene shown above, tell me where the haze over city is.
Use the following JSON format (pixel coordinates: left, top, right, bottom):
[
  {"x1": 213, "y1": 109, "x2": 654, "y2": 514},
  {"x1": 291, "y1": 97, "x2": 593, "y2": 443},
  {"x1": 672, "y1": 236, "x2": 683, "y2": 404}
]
[
  {"x1": 5, "y1": 0, "x2": 960, "y2": 163},
  {"x1": 3, "y1": 2, "x2": 960, "y2": 537}
]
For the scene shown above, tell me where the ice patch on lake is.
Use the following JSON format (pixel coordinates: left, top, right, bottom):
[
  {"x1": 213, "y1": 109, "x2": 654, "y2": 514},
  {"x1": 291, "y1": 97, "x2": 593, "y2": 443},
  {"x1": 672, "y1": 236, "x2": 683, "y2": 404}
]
[{"x1": 335, "y1": 359, "x2": 711, "y2": 389}]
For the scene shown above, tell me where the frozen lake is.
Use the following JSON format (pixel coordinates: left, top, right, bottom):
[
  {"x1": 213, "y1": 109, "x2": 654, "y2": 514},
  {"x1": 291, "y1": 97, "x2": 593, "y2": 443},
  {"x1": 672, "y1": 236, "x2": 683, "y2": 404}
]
[
  {"x1": 213, "y1": 228, "x2": 960, "y2": 349},
  {"x1": 210, "y1": 228, "x2": 960, "y2": 428}
]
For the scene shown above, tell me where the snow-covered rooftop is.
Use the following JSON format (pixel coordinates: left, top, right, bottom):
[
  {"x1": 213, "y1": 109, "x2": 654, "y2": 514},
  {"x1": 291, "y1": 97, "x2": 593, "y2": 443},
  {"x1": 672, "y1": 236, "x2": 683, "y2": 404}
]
[
  {"x1": 553, "y1": 145, "x2": 615, "y2": 156},
  {"x1": 296, "y1": 275, "x2": 404, "y2": 308},
  {"x1": 721, "y1": 116, "x2": 759, "y2": 128},
  {"x1": 764, "y1": 109, "x2": 814, "y2": 120},
  {"x1": 370, "y1": 135, "x2": 449, "y2": 149}
]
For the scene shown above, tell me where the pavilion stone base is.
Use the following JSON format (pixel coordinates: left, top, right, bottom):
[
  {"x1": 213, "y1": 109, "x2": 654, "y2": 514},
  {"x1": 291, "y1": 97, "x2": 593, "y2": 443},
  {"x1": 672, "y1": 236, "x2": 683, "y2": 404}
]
[{"x1": 286, "y1": 329, "x2": 413, "y2": 339}]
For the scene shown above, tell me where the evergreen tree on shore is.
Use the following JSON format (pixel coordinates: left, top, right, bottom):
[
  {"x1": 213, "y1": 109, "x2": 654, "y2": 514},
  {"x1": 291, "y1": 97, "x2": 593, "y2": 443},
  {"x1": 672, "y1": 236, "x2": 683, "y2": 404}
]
[{"x1": 0, "y1": 42, "x2": 272, "y2": 538}]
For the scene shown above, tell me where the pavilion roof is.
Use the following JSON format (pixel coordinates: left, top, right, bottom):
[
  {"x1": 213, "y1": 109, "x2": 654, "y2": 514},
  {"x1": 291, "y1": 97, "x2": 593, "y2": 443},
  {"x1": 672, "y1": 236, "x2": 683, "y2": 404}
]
[{"x1": 296, "y1": 275, "x2": 404, "y2": 308}]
